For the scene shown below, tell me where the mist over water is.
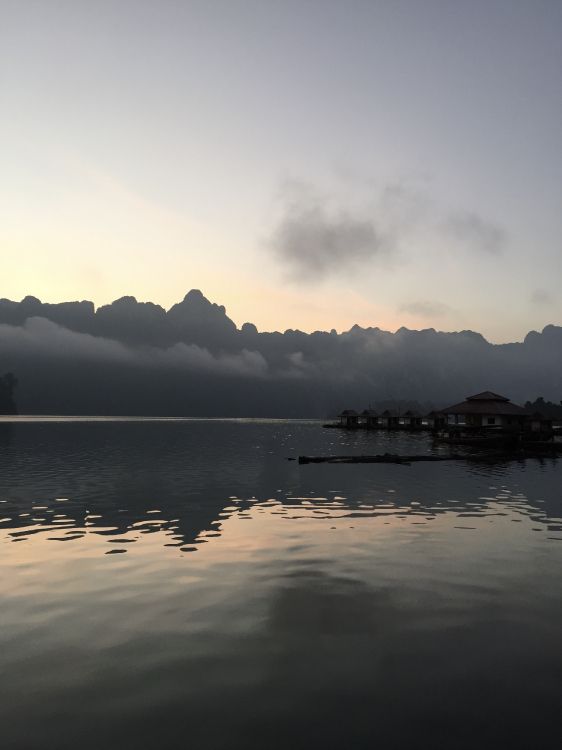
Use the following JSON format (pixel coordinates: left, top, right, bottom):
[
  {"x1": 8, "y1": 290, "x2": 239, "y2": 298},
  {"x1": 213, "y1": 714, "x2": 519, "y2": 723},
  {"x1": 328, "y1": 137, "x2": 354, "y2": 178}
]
[{"x1": 1, "y1": 420, "x2": 562, "y2": 749}]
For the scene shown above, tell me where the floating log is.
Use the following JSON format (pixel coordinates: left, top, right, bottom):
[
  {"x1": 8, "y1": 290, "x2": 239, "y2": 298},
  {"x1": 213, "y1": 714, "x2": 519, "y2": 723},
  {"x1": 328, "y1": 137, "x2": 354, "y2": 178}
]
[
  {"x1": 297, "y1": 453, "x2": 462, "y2": 465},
  {"x1": 296, "y1": 450, "x2": 559, "y2": 465},
  {"x1": 322, "y1": 423, "x2": 432, "y2": 431}
]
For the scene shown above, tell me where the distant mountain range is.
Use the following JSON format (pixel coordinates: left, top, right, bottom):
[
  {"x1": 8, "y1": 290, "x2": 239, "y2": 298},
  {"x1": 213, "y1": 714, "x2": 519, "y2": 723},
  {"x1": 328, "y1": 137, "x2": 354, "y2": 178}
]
[{"x1": 1, "y1": 290, "x2": 561, "y2": 416}]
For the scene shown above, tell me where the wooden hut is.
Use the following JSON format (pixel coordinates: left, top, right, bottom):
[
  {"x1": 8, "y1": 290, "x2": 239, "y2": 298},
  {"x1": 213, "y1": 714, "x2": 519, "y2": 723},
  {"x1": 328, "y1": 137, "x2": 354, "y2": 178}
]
[
  {"x1": 379, "y1": 409, "x2": 399, "y2": 429},
  {"x1": 338, "y1": 409, "x2": 359, "y2": 428},
  {"x1": 360, "y1": 409, "x2": 379, "y2": 428},
  {"x1": 423, "y1": 410, "x2": 445, "y2": 429},
  {"x1": 401, "y1": 409, "x2": 423, "y2": 428}
]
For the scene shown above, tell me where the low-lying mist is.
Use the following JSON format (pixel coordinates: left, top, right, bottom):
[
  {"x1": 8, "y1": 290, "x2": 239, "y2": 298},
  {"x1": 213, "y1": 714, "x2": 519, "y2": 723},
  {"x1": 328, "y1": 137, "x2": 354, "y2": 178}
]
[{"x1": 1, "y1": 290, "x2": 561, "y2": 416}]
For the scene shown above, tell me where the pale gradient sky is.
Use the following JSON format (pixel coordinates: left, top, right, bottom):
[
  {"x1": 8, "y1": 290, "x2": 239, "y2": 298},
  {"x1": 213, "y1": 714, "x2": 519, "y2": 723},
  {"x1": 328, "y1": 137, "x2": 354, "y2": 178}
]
[{"x1": 1, "y1": 0, "x2": 561, "y2": 342}]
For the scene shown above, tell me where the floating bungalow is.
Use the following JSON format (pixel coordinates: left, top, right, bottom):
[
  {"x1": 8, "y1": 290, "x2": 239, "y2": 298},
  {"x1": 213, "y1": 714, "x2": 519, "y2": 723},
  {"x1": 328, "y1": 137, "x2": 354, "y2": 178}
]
[
  {"x1": 329, "y1": 390, "x2": 556, "y2": 444},
  {"x1": 440, "y1": 391, "x2": 530, "y2": 429},
  {"x1": 400, "y1": 409, "x2": 423, "y2": 428},
  {"x1": 379, "y1": 409, "x2": 400, "y2": 429},
  {"x1": 360, "y1": 409, "x2": 379, "y2": 428},
  {"x1": 323, "y1": 390, "x2": 561, "y2": 457},
  {"x1": 437, "y1": 391, "x2": 555, "y2": 446},
  {"x1": 422, "y1": 410, "x2": 446, "y2": 429},
  {"x1": 332, "y1": 407, "x2": 426, "y2": 430},
  {"x1": 338, "y1": 409, "x2": 359, "y2": 427}
]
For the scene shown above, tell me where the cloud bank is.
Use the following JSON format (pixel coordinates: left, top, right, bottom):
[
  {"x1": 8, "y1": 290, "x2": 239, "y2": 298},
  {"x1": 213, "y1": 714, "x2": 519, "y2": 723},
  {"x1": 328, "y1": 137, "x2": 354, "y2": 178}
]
[{"x1": 0, "y1": 317, "x2": 268, "y2": 378}]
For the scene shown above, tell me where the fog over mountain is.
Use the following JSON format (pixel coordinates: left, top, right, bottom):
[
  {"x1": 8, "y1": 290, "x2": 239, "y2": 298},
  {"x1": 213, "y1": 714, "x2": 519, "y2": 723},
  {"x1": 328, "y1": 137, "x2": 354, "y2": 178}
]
[{"x1": 1, "y1": 290, "x2": 561, "y2": 416}]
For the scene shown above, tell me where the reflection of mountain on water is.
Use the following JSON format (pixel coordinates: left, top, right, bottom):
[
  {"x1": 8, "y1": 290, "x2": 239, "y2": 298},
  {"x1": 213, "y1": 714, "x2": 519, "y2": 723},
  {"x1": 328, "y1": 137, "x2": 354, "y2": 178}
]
[
  {"x1": 0, "y1": 421, "x2": 267, "y2": 551},
  {"x1": 0, "y1": 421, "x2": 561, "y2": 551}
]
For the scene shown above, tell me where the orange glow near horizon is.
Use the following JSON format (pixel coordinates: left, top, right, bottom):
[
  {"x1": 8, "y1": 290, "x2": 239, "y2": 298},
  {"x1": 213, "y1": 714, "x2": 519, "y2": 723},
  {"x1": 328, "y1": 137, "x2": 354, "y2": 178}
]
[
  {"x1": 0, "y1": 271, "x2": 414, "y2": 336},
  {"x1": 0, "y1": 497, "x2": 530, "y2": 575}
]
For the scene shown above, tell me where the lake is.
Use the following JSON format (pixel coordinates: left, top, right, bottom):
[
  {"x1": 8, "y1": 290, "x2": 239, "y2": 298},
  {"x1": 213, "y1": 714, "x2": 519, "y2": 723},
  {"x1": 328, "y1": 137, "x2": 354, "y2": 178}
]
[{"x1": 1, "y1": 418, "x2": 562, "y2": 749}]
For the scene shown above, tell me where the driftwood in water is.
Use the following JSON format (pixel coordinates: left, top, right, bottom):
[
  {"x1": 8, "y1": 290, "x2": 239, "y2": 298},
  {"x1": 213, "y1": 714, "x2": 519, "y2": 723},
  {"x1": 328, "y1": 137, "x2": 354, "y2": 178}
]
[
  {"x1": 297, "y1": 450, "x2": 559, "y2": 465},
  {"x1": 297, "y1": 453, "x2": 463, "y2": 465}
]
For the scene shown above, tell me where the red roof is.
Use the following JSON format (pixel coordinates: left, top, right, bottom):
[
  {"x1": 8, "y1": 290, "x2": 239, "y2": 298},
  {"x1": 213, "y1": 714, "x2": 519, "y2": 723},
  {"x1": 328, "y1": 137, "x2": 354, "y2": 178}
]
[
  {"x1": 466, "y1": 391, "x2": 509, "y2": 402},
  {"x1": 442, "y1": 392, "x2": 529, "y2": 416}
]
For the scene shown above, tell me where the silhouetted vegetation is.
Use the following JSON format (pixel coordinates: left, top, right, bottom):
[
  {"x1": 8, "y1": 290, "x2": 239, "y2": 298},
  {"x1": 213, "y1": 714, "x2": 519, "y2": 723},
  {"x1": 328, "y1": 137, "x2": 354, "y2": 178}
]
[
  {"x1": 0, "y1": 372, "x2": 17, "y2": 414},
  {"x1": 525, "y1": 397, "x2": 562, "y2": 419}
]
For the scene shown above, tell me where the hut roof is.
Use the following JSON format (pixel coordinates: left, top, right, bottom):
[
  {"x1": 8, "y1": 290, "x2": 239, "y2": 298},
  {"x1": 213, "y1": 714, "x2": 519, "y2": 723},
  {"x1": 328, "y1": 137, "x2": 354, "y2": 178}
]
[
  {"x1": 339, "y1": 409, "x2": 358, "y2": 416},
  {"x1": 361, "y1": 409, "x2": 378, "y2": 416},
  {"x1": 403, "y1": 409, "x2": 420, "y2": 417},
  {"x1": 441, "y1": 392, "x2": 529, "y2": 416},
  {"x1": 466, "y1": 391, "x2": 509, "y2": 402},
  {"x1": 380, "y1": 409, "x2": 396, "y2": 417},
  {"x1": 425, "y1": 410, "x2": 443, "y2": 418}
]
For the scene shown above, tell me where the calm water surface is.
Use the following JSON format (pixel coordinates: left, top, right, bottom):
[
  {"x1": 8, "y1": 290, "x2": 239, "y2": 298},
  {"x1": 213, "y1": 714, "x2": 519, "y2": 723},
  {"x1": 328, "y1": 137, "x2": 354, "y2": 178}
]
[{"x1": 1, "y1": 419, "x2": 562, "y2": 749}]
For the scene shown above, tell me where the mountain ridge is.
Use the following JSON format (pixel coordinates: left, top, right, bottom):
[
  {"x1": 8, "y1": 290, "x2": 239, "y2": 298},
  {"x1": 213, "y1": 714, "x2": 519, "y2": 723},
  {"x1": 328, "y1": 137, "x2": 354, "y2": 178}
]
[
  {"x1": 1, "y1": 290, "x2": 555, "y2": 344},
  {"x1": 1, "y1": 290, "x2": 561, "y2": 416}
]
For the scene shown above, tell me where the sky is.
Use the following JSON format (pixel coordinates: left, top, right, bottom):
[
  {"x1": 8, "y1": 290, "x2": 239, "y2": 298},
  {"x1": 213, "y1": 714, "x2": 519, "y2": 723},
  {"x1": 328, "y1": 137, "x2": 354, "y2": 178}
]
[{"x1": 1, "y1": 0, "x2": 561, "y2": 342}]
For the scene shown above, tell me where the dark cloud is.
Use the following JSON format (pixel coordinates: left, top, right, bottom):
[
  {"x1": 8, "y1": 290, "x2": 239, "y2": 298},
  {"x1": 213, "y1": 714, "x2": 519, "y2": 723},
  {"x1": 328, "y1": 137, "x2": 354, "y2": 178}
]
[
  {"x1": 445, "y1": 211, "x2": 506, "y2": 255},
  {"x1": 271, "y1": 204, "x2": 385, "y2": 279}
]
